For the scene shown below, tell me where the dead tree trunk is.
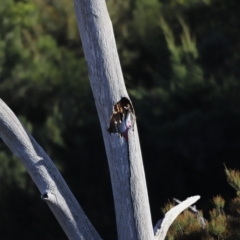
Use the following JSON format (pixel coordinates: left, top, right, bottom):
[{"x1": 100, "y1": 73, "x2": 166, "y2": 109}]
[
  {"x1": 0, "y1": 1, "x2": 201, "y2": 239},
  {"x1": 0, "y1": 99, "x2": 102, "y2": 240},
  {"x1": 74, "y1": 0, "x2": 154, "y2": 239}
]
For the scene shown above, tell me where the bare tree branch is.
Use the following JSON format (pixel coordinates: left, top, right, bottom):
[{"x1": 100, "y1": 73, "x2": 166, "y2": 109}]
[
  {"x1": 74, "y1": 0, "x2": 154, "y2": 239},
  {"x1": 154, "y1": 195, "x2": 200, "y2": 240},
  {"x1": 0, "y1": 0, "x2": 201, "y2": 239},
  {"x1": 0, "y1": 99, "x2": 102, "y2": 240},
  {"x1": 173, "y1": 197, "x2": 206, "y2": 228}
]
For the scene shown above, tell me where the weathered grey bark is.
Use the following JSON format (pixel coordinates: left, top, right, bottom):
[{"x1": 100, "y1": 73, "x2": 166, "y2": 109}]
[
  {"x1": 0, "y1": 97, "x2": 201, "y2": 239},
  {"x1": 74, "y1": 0, "x2": 154, "y2": 239},
  {"x1": 0, "y1": 99, "x2": 101, "y2": 240},
  {"x1": 0, "y1": 1, "x2": 202, "y2": 239},
  {"x1": 154, "y1": 196, "x2": 200, "y2": 240}
]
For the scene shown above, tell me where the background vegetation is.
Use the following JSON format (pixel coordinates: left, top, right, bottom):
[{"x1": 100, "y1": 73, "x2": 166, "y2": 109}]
[{"x1": 0, "y1": 0, "x2": 240, "y2": 239}]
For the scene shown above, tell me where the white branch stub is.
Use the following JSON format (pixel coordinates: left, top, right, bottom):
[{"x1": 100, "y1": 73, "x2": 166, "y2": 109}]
[{"x1": 154, "y1": 195, "x2": 201, "y2": 240}]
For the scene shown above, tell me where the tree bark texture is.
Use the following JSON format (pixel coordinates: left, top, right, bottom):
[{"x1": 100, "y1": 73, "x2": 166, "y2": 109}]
[
  {"x1": 74, "y1": 1, "x2": 154, "y2": 239},
  {"x1": 0, "y1": 99, "x2": 102, "y2": 240}
]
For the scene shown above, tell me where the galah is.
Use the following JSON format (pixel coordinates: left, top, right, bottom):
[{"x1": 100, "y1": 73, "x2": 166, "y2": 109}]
[{"x1": 108, "y1": 97, "x2": 135, "y2": 140}]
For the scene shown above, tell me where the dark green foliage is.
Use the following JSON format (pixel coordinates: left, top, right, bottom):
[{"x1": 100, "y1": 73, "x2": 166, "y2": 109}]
[
  {"x1": 163, "y1": 169, "x2": 240, "y2": 240},
  {"x1": 1, "y1": 0, "x2": 240, "y2": 239}
]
